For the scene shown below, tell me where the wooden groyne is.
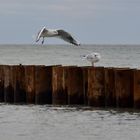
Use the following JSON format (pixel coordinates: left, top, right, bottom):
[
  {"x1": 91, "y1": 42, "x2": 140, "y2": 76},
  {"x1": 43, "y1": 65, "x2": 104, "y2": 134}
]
[{"x1": 0, "y1": 65, "x2": 140, "y2": 108}]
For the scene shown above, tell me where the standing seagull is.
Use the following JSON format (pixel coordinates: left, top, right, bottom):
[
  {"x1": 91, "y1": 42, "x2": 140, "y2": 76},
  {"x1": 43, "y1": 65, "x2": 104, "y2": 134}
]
[
  {"x1": 81, "y1": 52, "x2": 101, "y2": 66},
  {"x1": 36, "y1": 26, "x2": 80, "y2": 46}
]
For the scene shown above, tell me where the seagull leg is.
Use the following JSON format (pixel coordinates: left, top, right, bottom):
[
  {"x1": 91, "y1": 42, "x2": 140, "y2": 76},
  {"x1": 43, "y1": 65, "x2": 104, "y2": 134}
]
[{"x1": 42, "y1": 37, "x2": 44, "y2": 44}]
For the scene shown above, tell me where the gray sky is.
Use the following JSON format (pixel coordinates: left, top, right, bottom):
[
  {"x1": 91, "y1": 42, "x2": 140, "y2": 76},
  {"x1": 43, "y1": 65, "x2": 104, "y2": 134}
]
[{"x1": 0, "y1": 0, "x2": 140, "y2": 44}]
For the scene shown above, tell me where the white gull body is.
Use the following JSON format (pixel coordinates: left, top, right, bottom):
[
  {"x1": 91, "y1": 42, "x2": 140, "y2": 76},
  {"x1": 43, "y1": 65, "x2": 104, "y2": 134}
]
[
  {"x1": 36, "y1": 27, "x2": 80, "y2": 46},
  {"x1": 82, "y1": 52, "x2": 101, "y2": 66}
]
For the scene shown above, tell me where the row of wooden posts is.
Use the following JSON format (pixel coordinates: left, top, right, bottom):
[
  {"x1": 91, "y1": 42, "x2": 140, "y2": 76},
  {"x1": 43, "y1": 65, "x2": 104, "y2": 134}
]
[{"x1": 0, "y1": 65, "x2": 140, "y2": 108}]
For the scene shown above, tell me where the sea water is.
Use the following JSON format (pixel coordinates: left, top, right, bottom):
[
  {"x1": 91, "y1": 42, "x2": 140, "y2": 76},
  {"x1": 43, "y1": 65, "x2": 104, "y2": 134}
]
[
  {"x1": 0, "y1": 44, "x2": 140, "y2": 68},
  {"x1": 0, "y1": 104, "x2": 140, "y2": 140},
  {"x1": 0, "y1": 44, "x2": 140, "y2": 140}
]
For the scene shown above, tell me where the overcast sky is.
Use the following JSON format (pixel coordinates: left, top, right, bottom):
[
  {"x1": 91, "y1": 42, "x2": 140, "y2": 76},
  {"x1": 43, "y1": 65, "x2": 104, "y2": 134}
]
[{"x1": 0, "y1": 0, "x2": 140, "y2": 44}]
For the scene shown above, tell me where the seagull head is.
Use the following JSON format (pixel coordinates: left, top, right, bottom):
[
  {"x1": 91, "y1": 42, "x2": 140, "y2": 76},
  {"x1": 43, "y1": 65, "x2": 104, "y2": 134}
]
[{"x1": 91, "y1": 52, "x2": 101, "y2": 63}]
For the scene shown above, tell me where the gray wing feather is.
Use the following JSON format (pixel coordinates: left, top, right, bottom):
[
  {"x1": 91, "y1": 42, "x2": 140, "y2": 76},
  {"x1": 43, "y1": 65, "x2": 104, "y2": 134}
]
[{"x1": 57, "y1": 30, "x2": 79, "y2": 46}]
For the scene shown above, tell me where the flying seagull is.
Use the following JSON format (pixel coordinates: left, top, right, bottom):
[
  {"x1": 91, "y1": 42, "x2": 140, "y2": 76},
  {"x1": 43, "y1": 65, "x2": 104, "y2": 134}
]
[
  {"x1": 81, "y1": 52, "x2": 101, "y2": 66},
  {"x1": 36, "y1": 26, "x2": 80, "y2": 46}
]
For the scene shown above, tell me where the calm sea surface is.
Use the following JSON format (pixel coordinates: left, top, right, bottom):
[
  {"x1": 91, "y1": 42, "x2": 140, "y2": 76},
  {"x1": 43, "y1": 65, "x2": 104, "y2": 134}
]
[
  {"x1": 0, "y1": 104, "x2": 140, "y2": 140},
  {"x1": 0, "y1": 44, "x2": 140, "y2": 68},
  {"x1": 0, "y1": 44, "x2": 140, "y2": 140}
]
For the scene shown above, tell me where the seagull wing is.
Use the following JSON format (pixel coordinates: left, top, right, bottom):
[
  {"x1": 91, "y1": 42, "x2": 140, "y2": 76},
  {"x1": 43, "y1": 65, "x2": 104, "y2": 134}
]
[
  {"x1": 57, "y1": 30, "x2": 80, "y2": 46},
  {"x1": 36, "y1": 27, "x2": 46, "y2": 42}
]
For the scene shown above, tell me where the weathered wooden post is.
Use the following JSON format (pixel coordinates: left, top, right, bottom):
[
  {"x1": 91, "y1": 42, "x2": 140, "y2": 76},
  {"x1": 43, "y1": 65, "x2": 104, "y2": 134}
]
[
  {"x1": 82, "y1": 67, "x2": 88, "y2": 105},
  {"x1": 52, "y1": 66, "x2": 67, "y2": 105},
  {"x1": 25, "y1": 65, "x2": 35, "y2": 104},
  {"x1": 35, "y1": 66, "x2": 52, "y2": 104},
  {"x1": 133, "y1": 69, "x2": 140, "y2": 108},
  {"x1": 0, "y1": 65, "x2": 4, "y2": 102},
  {"x1": 66, "y1": 66, "x2": 84, "y2": 105},
  {"x1": 4, "y1": 65, "x2": 14, "y2": 103},
  {"x1": 12, "y1": 65, "x2": 26, "y2": 103},
  {"x1": 87, "y1": 67, "x2": 105, "y2": 107},
  {"x1": 115, "y1": 68, "x2": 134, "y2": 108},
  {"x1": 104, "y1": 68, "x2": 116, "y2": 107}
]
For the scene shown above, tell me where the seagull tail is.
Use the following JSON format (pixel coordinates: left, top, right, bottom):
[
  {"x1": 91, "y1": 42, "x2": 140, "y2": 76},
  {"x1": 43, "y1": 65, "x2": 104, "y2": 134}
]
[{"x1": 80, "y1": 55, "x2": 86, "y2": 60}]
